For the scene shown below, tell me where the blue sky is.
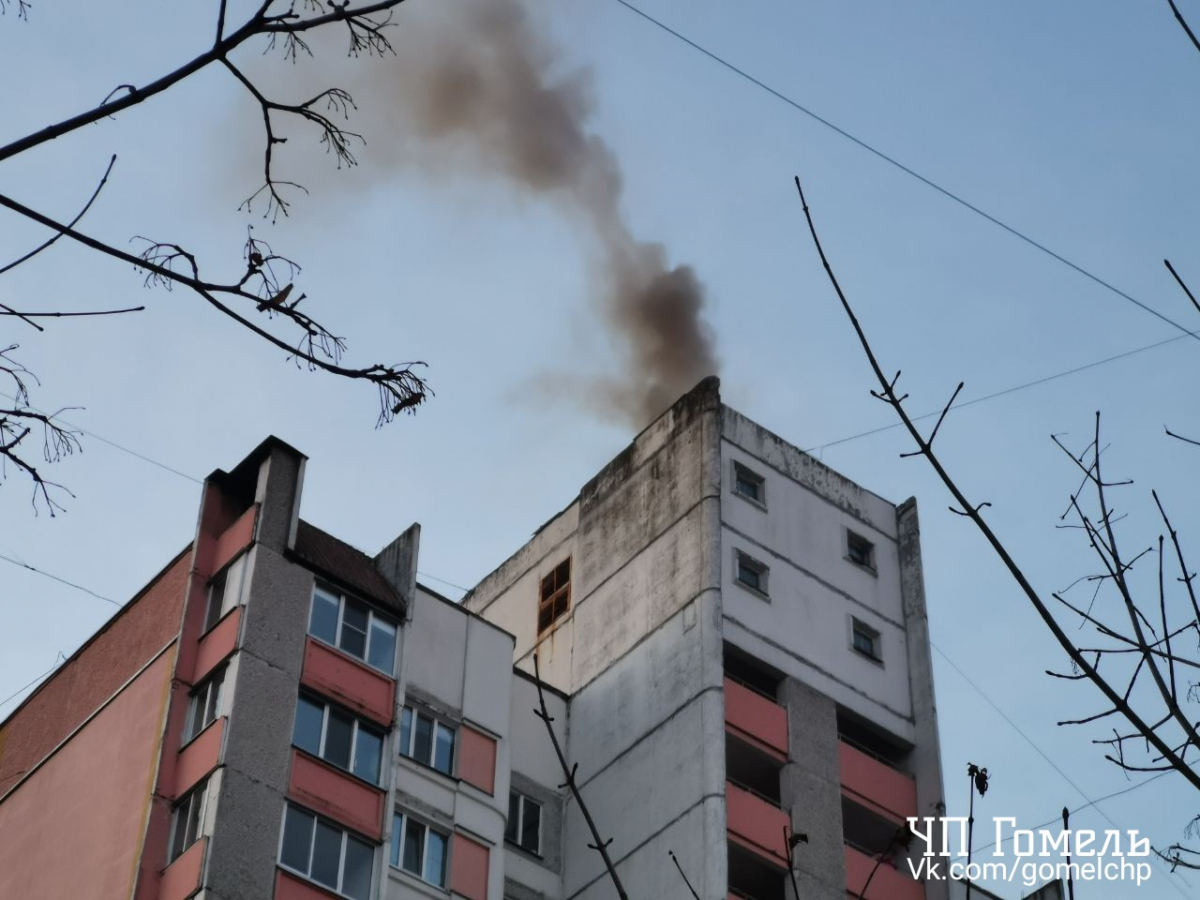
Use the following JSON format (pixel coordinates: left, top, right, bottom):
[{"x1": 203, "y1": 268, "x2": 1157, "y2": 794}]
[{"x1": 2, "y1": 1, "x2": 1198, "y2": 896}]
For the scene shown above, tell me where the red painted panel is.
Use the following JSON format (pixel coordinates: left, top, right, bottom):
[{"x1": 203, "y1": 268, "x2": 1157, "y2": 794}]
[
  {"x1": 159, "y1": 836, "x2": 205, "y2": 900},
  {"x1": 458, "y1": 726, "x2": 497, "y2": 795},
  {"x1": 300, "y1": 638, "x2": 394, "y2": 727},
  {"x1": 724, "y1": 677, "x2": 788, "y2": 762},
  {"x1": 0, "y1": 651, "x2": 174, "y2": 899},
  {"x1": 211, "y1": 505, "x2": 257, "y2": 574},
  {"x1": 838, "y1": 740, "x2": 917, "y2": 823},
  {"x1": 450, "y1": 833, "x2": 489, "y2": 900},
  {"x1": 275, "y1": 868, "x2": 343, "y2": 900},
  {"x1": 288, "y1": 750, "x2": 386, "y2": 840},
  {"x1": 725, "y1": 781, "x2": 789, "y2": 868},
  {"x1": 844, "y1": 842, "x2": 924, "y2": 900},
  {"x1": 175, "y1": 718, "x2": 223, "y2": 799},
  {"x1": 192, "y1": 607, "x2": 241, "y2": 684}
]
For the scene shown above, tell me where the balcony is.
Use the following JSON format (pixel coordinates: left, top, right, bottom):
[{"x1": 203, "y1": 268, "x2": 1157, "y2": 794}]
[
  {"x1": 838, "y1": 736, "x2": 917, "y2": 823},
  {"x1": 726, "y1": 780, "x2": 790, "y2": 869},
  {"x1": 724, "y1": 676, "x2": 788, "y2": 762},
  {"x1": 844, "y1": 842, "x2": 924, "y2": 900}
]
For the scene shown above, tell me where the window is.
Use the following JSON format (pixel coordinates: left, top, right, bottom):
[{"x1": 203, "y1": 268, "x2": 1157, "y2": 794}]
[
  {"x1": 308, "y1": 585, "x2": 398, "y2": 675},
  {"x1": 399, "y1": 706, "x2": 455, "y2": 776},
  {"x1": 733, "y1": 462, "x2": 766, "y2": 506},
  {"x1": 505, "y1": 791, "x2": 542, "y2": 855},
  {"x1": 280, "y1": 804, "x2": 374, "y2": 900},
  {"x1": 293, "y1": 694, "x2": 385, "y2": 784},
  {"x1": 538, "y1": 558, "x2": 571, "y2": 634},
  {"x1": 735, "y1": 550, "x2": 769, "y2": 596},
  {"x1": 391, "y1": 812, "x2": 448, "y2": 888},
  {"x1": 846, "y1": 530, "x2": 876, "y2": 571},
  {"x1": 851, "y1": 618, "x2": 882, "y2": 663},
  {"x1": 204, "y1": 553, "x2": 249, "y2": 632},
  {"x1": 169, "y1": 779, "x2": 208, "y2": 863},
  {"x1": 183, "y1": 666, "x2": 226, "y2": 743}
]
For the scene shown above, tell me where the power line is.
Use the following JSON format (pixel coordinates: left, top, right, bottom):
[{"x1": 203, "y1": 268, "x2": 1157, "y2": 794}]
[
  {"x1": 806, "y1": 326, "x2": 1200, "y2": 454},
  {"x1": 612, "y1": 0, "x2": 1200, "y2": 344},
  {"x1": 0, "y1": 551, "x2": 120, "y2": 606},
  {"x1": 932, "y1": 642, "x2": 1192, "y2": 895},
  {"x1": 0, "y1": 655, "x2": 62, "y2": 709}
]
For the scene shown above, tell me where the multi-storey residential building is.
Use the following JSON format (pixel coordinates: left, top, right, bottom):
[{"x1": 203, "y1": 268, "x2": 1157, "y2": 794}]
[{"x1": 0, "y1": 377, "x2": 1048, "y2": 900}]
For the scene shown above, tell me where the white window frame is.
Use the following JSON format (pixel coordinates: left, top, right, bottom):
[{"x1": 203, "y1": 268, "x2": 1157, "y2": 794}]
[
  {"x1": 850, "y1": 616, "x2": 883, "y2": 665},
  {"x1": 731, "y1": 461, "x2": 767, "y2": 508},
  {"x1": 204, "y1": 552, "x2": 250, "y2": 633},
  {"x1": 391, "y1": 811, "x2": 450, "y2": 888},
  {"x1": 398, "y1": 705, "x2": 456, "y2": 776},
  {"x1": 168, "y1": 779, "x2": 208, "y2": 864},
  {"x1": 183, "y1": 666, "x2": 226, "y2": 744},
  {"x1": 277, "y1": 804, "x2": 375, "y2": 900},
  {"x1": 506, "y1": 791, "x2": 542, "y2": 855},
  {"x1": 734, "y1": 549, "x2": 769, "y2": 598},
  {"x1": 309, "y1": 584, "x2": 398, "y2": 675},
  {"x1": 294, "y1": 693, "x2": 384, "y2": 785}
]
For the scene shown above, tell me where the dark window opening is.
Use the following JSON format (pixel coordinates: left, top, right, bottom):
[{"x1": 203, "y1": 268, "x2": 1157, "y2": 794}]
[
  {"x1": 723, "y1": 645, "x2": 782, "y2": 699},
  {"x1": 847, "y1": 531, "x2": 876, "y2": 570},
  {"x1": 538, "y1": 558, "x2": 571, "y2": 633},
  {"x1": 851, "y1": 618, "x2": 882, "y2": 663},
  {"x1": 733, "y1": 462, "x2": 766, "y2": 506},
  {"x1": 735, "y1": 551, "x2": 768, "y2": 596}
]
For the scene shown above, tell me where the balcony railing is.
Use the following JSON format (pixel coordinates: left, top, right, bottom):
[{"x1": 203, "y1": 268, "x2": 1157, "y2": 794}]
[
  {"x1": 843, "y1": 842, "x2": 924, "y2": 900},
  {"x1": 838, "y1": 738, "x2": 917, "y2": 823},
  {"x1": 726, "y1": 781, "x2": 790, "y2": 869},
  {"x1": 724, "y1": 677, "x2": 788, "y2": 761}
]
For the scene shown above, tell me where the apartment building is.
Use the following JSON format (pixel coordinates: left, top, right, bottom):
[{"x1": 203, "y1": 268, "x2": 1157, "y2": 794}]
[{"x1": 0, "y1": 377, "x2": 955, "y2": 900}]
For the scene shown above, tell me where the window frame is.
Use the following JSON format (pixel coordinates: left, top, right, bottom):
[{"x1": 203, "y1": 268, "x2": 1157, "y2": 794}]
[
  {"x1": 732, "y1": 461, "x2": 767, "y2": 509},
  {"x1": 183, "y1": 665, "x2": 226, "y2": 745},
  {"x1": 505, "y1": 790, "x2": 542, "y2": 856},
  {"x1": 390, "y1": 811, "x2": 450, "y2": 888},
  {"x1": 734, "y1": 549, "x2": 770, "y2": 598},
  {"x1": 850, "y1": 617, "x2": 883, "y2": 664},
  {"x1": 537, "y1": 557, "x2": 571, "y2": 635},
  {"x1": 844, "y1": 529, "x2": 877, "y2": 574},
  {"x1": 203, "y1": 552, "x2": 250, "y2": 633},
  {"x1": 278, "y1": 803, "x2": 375, "y2": 900},
  {"x1": 308, "y1": 583, "x2": 398, "y2": 675},
  {"x1": 398, "y1": 705, "x2": 457, "y2": 777},
  {"x1": 292, "y1": 692, "x2": 386, "y2": 785},
  {"x1": 168, "y1": 778, "x2": 208, "y2": 864}
]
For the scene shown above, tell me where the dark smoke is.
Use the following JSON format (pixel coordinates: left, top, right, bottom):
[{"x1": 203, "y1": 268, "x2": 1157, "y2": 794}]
[{"x1": 353, "y1": 0, "x2": 719, "y2": 425}]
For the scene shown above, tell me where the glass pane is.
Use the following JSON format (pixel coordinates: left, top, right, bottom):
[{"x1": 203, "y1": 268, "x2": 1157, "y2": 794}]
[
  {"x1": 205, "y1": 668, "x2": 225, "y2": 724},
  {"x1": 390, "y1": 814, "x2": 404, "y2": 867},
  {"x1": 340, "y1": 600, "x2": 369, "y2": 659},
  {"x1": 223, "y1": 555, "x2": 245, "y2": 611},
  {"x1": 540, "y1": 572, "x2": 555, "y2": 601},
  {"x1": 183, "y1": 790, "x2": 202, "y2": 847},
  {"x1": 280, "y1": 806, "x2": 315, "y2": 873},
  {"x1": 521, "y1": 800, "x2": 541, "y2": 853},
  {"x1": 505, "y1": 792, "x2": 520, "y2": 843},
  {"x1": 342, "y1": 836, "x2": 374, "y2": 900},
  {"x1": 311, "y1": 821, "x2": 342, "y2": 889},
  {"x1": 412, "y1": 713, "x2": 433, "y2": 765},
  {"x1": 555, "y1": 559, "x2": 570, "y2": 586},
  {"x1": 424, "y1": 829, "x2": 447, "y2": 886},
  {"x1": 169, "y1": 797, "x2": 190, "y2": 861},
  {"x1": 310, "y1": 588, "x2": 340, "y2": 644},
  {"x1": 293, "y1": 696, "x2": 324, "y2": 756},
  {"x1": 399, "y1": 707, "x2": 412, "y2": 757},
  {"x1": 402, "y1": 819, "x2": 424, "y2": 874},
  {"x1": 367, "y1": 617, "x2": 396, "y2": 674},
  {"x1": 353, "y1": 724, "x2": 383, "y2": 784},
  {"x1": 204, "y1": 571, "x2": 227, "y2": 632},
  {"x1": 324, "y1": 709, "x2": 354, "y2": 769},
  {"x1": 184, "y1": 695, "x2": 203, "y2": 742},
  {"x1": 433, "y1": 724, "x2": 454, "y2": 775}
]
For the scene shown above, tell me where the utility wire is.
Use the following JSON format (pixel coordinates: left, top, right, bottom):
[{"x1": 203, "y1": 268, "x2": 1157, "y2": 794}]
[
  {"x1": 0, "y1": 655, "x2": 62, "y2": 709},
  {"x1": 612, "y1": 0, "x2": 1200, "y2": 344},
  {"x1": 805, "y1": 327, "x2": 1200, "y2": 454},
  {"x1": 0, "y1": 551, "x2": 120, "y2": 606},
  {"x1": 932, "y1": 642, "x2": 1191, "y2": 896}
]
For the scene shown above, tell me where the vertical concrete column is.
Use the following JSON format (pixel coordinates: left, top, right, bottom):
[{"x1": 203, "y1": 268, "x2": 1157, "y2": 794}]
[
  {"x1": 374, "y1": 523, "x2": 421, "y2": 608},
  {"x1": 779, "y1": 679, "x2": 846, "y2": 900},
  {"x1": 253, "y1": 443, "x2": 306, "y2": 554},
  {"x1": 896, "y1": 498, "x2": 949, "y2": 900}
]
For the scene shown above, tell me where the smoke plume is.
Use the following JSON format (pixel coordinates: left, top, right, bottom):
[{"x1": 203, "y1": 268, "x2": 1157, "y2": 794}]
[{"x1": 352, "y1": 0, "x2": 719, "y2": 425}]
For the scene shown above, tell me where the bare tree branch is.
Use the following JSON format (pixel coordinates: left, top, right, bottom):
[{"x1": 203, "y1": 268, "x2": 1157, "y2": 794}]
[{"x1": 1167, "y1": 0, "x2": 1200, "y2": 56}]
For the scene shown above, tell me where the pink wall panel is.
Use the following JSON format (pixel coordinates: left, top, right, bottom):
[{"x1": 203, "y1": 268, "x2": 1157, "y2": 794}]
[
  {"x1": 725, "y1": 781, "x2": 789, "y2": 868},
  {"x1": 300, "y1": 638, "x2": 394, "y2": 727},
  {"x1": 844, "y1": 843, "x2": 924, "y2": 900},
  {"x1": 723, "y1": 677, "x2": 788, "y2": 761},
  {"x1": 287, "y1": 750, "x2": 385, "y2": 840},
  {"x1": 191, "y1": 607, "x2": 241, "y2": 684},
  {"x1": 838, "y1": 741, "x2": 918, "y2": 823},
  {"x1": 275, "y1": 869, "x2": 342, "y2": 900},
  {"x1": 211, "y1": 506, "x2": 257, "y2": 575},
  {"x1": 174, "y1": 718, "x2": 223, "y2": 799},
  {"x1": 0, "y1": 651, "x2": 174, "y2": 900},
  {"x1": 158, "y1": 836, "x2": 205, "y2": 900},
  {"x1": 450, "y1": 833, "x2": 489, "y2": 900},
  {"x1": 458, "y1": 726, "x2": 497, "y2": 795}
]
